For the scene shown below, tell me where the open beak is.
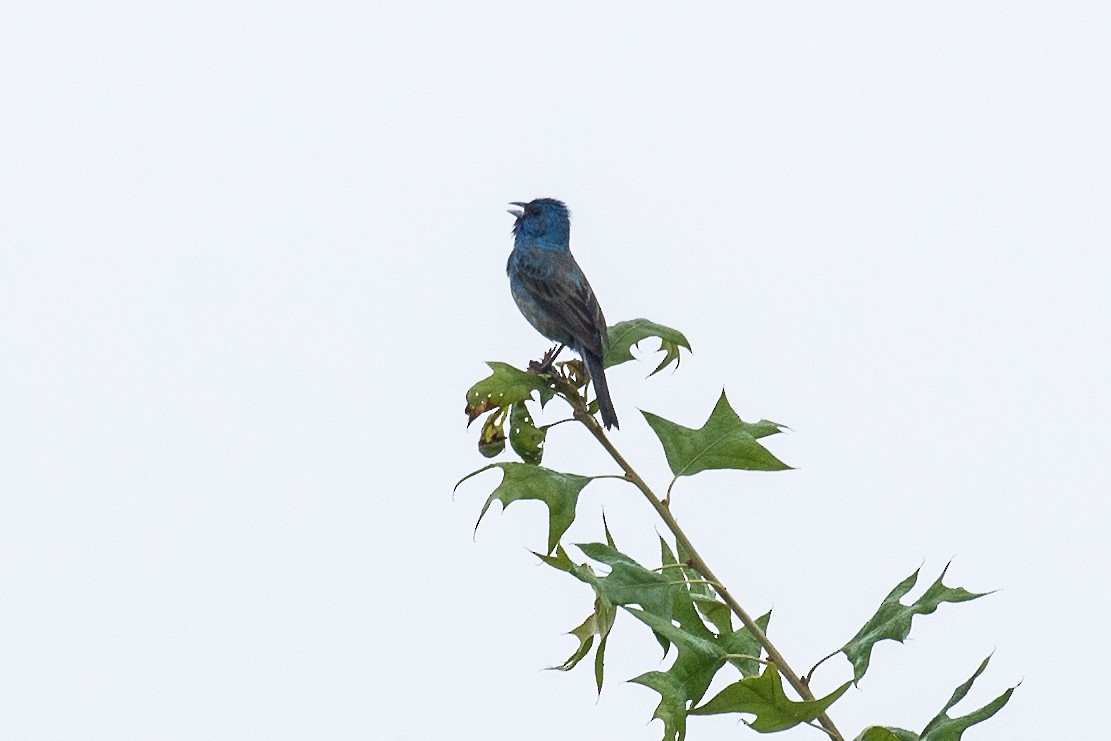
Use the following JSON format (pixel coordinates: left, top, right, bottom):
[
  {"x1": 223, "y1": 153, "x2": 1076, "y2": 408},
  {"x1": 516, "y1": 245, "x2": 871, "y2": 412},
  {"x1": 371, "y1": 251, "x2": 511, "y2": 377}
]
[{"x1": 507, "y1": 201, "x2": 527, "y2": 218}]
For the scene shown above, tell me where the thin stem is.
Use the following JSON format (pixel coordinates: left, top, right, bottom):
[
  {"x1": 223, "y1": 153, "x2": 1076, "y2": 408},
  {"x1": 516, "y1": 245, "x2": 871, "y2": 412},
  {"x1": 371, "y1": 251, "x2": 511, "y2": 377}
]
[
  {"x1": 723, "y1": 653, "x2": 774, "y2": 667},
  {"x1": 567, "y1": 394, "x2": 846, "y2": 741},
  {"x1": 806, "y1": 650, "x2": 840, "y2": 684},
  {"x1": 802, "y1": 720, "x2": 839, "y2": 740},
  {"x1": 664, "y1": 475, "x2": 679, "y2": 506},
  {"x1": 540, "y1": 418, "x2": 577, "y2": 431}
]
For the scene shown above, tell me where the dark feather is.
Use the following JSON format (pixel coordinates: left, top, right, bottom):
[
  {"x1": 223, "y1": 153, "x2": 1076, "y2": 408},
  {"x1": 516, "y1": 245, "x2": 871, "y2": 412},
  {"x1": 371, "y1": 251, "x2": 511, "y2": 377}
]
[{"x1": 513, "y1": 250, "x2": 608, "y2": 358}]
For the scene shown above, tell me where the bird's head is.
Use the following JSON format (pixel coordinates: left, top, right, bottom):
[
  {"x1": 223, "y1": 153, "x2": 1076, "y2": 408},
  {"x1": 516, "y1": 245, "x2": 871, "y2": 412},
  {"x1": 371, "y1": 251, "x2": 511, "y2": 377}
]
[{"x1": 509, "y1": 198, "x2": 571, "y2": 248}]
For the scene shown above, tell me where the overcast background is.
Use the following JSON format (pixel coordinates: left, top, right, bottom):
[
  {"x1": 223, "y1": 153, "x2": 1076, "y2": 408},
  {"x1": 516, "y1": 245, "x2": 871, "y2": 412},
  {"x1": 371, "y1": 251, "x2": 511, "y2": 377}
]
[{"x1": 2, "y1": 3, "x2": 1108, "y2": 739}]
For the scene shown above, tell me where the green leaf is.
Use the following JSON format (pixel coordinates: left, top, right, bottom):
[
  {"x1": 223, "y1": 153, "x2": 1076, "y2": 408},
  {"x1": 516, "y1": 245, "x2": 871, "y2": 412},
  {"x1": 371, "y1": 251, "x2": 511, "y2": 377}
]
[
  {"x1": 675, "y1": 539, "x2": 734, "y2": 635},
  {"x1": 574, "y1": 542, "x2": 702, "y2": 656},
  {"x1": 553, "y1": 613, "x2": 597, "y2": 672},
  {"x1": 627, "y1": 606, "x2": 729, "y2": 708},
  {"x1": 535, "y1": 544, "x2": 617, "y2": 692},
  {"x1": 670, "y1": 540, "x2": 768, "y2": 670},
  {"x1": 577, "y1": 543, "x2": 681, "y2": 627},
  {"x1": 856, "y1": 728, "x2": 916, "y2": 741},
  {"x1": 477, "y1": 411, "x2": 506, "y2": 458},
  {"x1": 550, "y1": 597, "x2": 618, "y2": 691},
  {"x1": 690, "y1": 663, "x2": 851, "y2": 733},
  {"x1": 690, "y1": 593, "x2": 733, "y2": 638},
  {"x1": 643, "y1": 391, "x2": 791, "y2": 477},
  {"x1": 629, "y1": 670, "x2": 688, "y2": 741},
  {"x1": 465, "y1": 362, "x2": 555, "y2": 423},
  {"x1": 918, "y1": 655, "x2": 1016, "y2": 741},
  {"x1": 508, "y1": 402, "x2": 546, "y2": 464},
  {"x1": 603, "y1": 318, "x2": 692, "y2": 375},
  {"x1": 533, "y1": 542, "x2": 577, "y2": 574},
  {"x1": 658, "y1": 537, "x2": 714, "y2": 642},
  {"x1": 577, "y1": 539, "x2": 706, "y2": 653},
  {"x1": 458, "y1": 463, "x2": 592, "y2": 554},
  {"x1": 543, "y1": 541, "x2": 752, "y2": 704},
  {"x1": 653, "y1": 538, "x2": 766, "y2": 677},
  {"x1": 721, "y1": 611, "x2": 772, "y2": 678},
  {"x1": 593, "y1": 630, "x2": 611, "y2": 695},
  {"x1": 855, "y1": 658, "x2": 1016, "y2": 741},
  {"x1": 539, "y1": 540, "x2": 680, "y2": 694},
  {"x1": 842, "y1": 564, "x2": 990, "y2": 684},
  {"x1": 536, "y1": 545, "x2": 610, "y2": 596}
]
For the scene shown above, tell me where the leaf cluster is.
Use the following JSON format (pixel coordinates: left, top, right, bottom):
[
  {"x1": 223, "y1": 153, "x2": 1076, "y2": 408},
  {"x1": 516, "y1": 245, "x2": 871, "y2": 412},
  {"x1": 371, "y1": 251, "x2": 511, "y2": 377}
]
[{"x1": 458, "y1": 319, "x2": 1015, "y2": 740}]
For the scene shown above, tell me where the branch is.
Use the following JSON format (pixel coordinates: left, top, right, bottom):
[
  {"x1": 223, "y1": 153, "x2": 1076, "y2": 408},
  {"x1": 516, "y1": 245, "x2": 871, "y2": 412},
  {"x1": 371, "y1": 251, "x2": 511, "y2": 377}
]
[{"x1": 561, "y1": 382, "x2": 846, "y2": 741}]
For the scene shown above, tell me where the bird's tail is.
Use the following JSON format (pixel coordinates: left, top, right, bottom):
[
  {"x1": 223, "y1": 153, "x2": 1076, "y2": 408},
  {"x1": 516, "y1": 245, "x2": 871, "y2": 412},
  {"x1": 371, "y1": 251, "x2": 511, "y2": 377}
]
[{"x1": 584, "y1": 352, "x2": 619, "y2": 430}]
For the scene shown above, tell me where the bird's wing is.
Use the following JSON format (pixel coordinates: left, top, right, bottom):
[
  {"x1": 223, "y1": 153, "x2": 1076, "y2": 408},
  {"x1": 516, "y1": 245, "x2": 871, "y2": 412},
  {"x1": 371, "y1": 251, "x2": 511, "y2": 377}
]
[{"x1": 515, "y1": 251, "x2": 609, "y2": 358}]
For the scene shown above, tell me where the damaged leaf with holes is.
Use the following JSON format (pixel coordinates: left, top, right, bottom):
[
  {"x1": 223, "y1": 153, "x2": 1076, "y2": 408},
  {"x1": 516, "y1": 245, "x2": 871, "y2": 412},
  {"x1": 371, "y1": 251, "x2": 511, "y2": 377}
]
[
  {"x1": 465, "y1": 361, "x2": 555, "y2": 423},
  {"x1": 477, "y1": 409, "x2": 506, "y2": 458},
  {"x1": 509, "y1": 402, "x2": 545, "y2": 464}
]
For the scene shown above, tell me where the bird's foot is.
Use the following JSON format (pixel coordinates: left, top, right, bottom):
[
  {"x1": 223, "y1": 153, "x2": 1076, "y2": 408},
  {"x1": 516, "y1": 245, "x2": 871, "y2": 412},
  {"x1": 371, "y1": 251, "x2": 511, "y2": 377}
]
[{"x1": 529, "y1": 344, "x2": 564, "y2": 374}]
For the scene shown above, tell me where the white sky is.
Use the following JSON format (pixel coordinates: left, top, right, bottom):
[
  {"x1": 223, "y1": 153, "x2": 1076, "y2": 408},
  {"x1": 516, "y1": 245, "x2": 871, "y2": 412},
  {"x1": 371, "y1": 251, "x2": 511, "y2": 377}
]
[{"x1": 2, "y1": 3, "x2": 1108, "y2": 739}]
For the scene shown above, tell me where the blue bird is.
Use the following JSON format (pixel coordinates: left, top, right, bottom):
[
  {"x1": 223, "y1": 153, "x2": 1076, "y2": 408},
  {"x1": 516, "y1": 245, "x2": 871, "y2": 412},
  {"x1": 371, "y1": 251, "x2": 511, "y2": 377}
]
[{"x1": 507, "y1": 198, "x2": 619, "y2": 430}]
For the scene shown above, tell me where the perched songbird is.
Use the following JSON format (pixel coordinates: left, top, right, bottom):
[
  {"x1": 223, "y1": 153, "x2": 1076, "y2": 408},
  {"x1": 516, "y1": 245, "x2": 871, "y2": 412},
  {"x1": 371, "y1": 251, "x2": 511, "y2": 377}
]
[{"x1": 507, "y1": 198, "x2": 619, "y2": 429}]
